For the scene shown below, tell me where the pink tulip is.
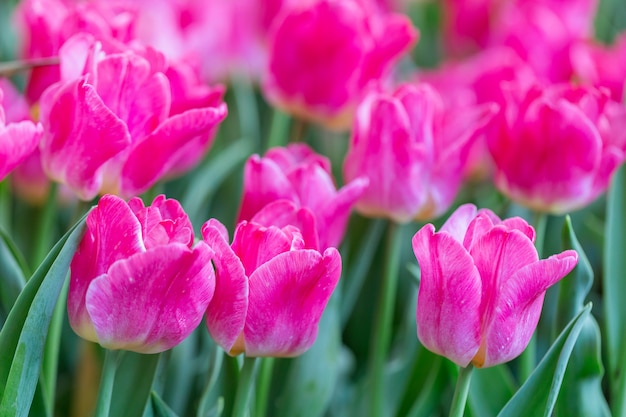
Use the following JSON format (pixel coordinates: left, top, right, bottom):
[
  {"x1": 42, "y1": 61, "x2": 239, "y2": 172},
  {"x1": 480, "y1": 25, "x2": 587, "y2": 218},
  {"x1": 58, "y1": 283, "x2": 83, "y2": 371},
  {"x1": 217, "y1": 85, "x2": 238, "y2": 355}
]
[
  {"x1": 263, "y1": 0, "x2": 418, "y2": 129},
  {"x1": 343, "y1": 83, "x2": 496, "y2": 223},
  {"x1": 0, "y1": 87, "x2": 43, "y2": 181},
  {"x1": 201, "y1": 209, "x2": 341, "y2": 357},
  {"x1": 38, "y1": 34, "x2": 227, "y2": 200},
  {"x1": 14, "y1": 0, "x2": 136, "y2": 103},
  {"x1": 487, "y1": 83, "x2": 626, "y2": 213},
  {"x1": 238, "y1": 143, "x2": 368, "y2": 250},
  {"x1": 68, "y1": 194, "x2": 214, "y2": 354},
  {"x1": 412, "y1": 204, "x2": 578, "y2": 368},
  {"x1": 571, "y1": 32, "x2": 626, "y2": 102}
]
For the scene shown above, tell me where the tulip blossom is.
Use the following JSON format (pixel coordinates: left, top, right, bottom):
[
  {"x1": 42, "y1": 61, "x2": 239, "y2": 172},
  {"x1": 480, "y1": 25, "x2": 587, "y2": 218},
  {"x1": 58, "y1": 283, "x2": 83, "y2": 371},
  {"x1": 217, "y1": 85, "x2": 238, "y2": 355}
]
[
  {"x1": 68, "y1": 194, "x2": 215, "y2": 354},
  {"x1": 0, "y1": 87, "x2": 43, "y2": 181},
  {"x1": 571, "y1": 32, "x2": 626, "y2": 102},
  {"x1": 238, "y1": 143, "x2": 367, "y2": 250},
  {"x1": 487, "y1": 83, "x2": 626, "y2": 214},
  {"x1": 202, "y1": 206, "x2": 341, "y2": 357},
  {"x1": 343, "y1": 83, "x2": 496, "y2": 223},
  {"x1": 263, "y1": 0, "x2": 418, "y2": 129},
  {"x1": 38, "y1": 34, "x2": 227, "y2": 200},
  {"x1": 412, "y1": 204, "x2": 578, "y2": 368}
]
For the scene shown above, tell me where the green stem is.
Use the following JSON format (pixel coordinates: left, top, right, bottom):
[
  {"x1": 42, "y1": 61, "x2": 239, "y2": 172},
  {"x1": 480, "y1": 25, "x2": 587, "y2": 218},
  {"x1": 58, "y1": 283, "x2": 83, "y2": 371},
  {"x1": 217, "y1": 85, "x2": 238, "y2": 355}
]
[
  {"x1": 265, "y1": 109, "x2": 291, "y2": 150},
  {"x1": 233, "y1": 80, "x2": 261, "y2": 147},
  {"x1": 448, "y1": 365, "x2": 473, "y2": 417},
  {"x1": 0, "y1": 180, "x2": 10, "y2": 232},
  {"x1": 232, "y1": 356, "x2": 259, "y2": 417},
  {"x1": 254, "y1": 357, "x2": 275, "y2": 417},
  {"x1": 94, "y1": 349, "x2": 121, "y2": 417},
  {"x1": 533, "y1": 211, "x2": 549, "y2": 258},
  {"x1": 33, "y1": 182, "x2": 58, "y2": 267},
  {"x1": 368, "y1": 221, "x2": 403, "y2": 417}
]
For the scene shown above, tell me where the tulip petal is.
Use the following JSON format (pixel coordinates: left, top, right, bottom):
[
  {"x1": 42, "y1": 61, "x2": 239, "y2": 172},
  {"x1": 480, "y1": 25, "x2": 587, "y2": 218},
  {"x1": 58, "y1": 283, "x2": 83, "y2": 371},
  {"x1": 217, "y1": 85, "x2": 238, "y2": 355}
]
[
  {"x1": 120, "y1": 104, "x2": 227, "y2": 196},
  {"x1": 202, "y1": 220, "x2": 248, "y2": 354},
  {"x1": 129, "y1": 195, "x2": 194, "y2": 248},
  {"x1": 412, "y1": 224, "x2": 482, "y2": 367},
  {"x1": 85, "y1": 243, "x2": 214, "y2": 353},
  {"x1": 237, "y1": 155, "x2": 299, "y2": 223},
  {"x1": 68, "y1": 194, "x2": 145, "y2": 340},
  {"x1": 39, "y1": 78, "x2": 131, "y2": 200},
  {"x1": 481, "y1": 250, "x2": 578, "y2": 367},
  {"x1": 243, "y1": 248, "x2": 341, "y2": 357},
  {"x1": 251, "y1": 200, "x2": 320, "y2": 251},
  {"x1": 440, "y1": 203, "x2": 478, "y2": 243},
  {"x1": 0, "y1": 120, "x2": 42, "y2": 181}
]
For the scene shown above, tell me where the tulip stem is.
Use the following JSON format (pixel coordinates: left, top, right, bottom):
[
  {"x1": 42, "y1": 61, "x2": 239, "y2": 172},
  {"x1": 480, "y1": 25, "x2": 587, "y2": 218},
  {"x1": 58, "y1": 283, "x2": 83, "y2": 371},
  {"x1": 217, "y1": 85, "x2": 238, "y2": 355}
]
[
  {"x1": 232, "y1": 356, "x2": 259, "y2": 417},
  {"x1": 449, "y1": 365, "x2": 473, "y2": 417},
  {"x1": 33, "y1": 182, "x2": 58, "y2": 267},
  {"x1": 368, "y1": 221, "x2": 403, "y2": 417},
  {"x1": 94, "y1": 349, "x2": 121, "y2": 417},
  {"x1": 254, "y1": 357, "x2": 275, "y2": 417},
  {"x1": 266, "y1": 108, "x2": 291, "y2": 150}
]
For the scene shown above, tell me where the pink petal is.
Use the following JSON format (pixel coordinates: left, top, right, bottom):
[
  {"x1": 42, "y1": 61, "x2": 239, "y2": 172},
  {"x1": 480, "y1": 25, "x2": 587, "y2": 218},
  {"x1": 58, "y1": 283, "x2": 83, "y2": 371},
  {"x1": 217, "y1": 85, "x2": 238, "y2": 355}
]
[
  {"x1": 202, "y1": 220, "x2": 248, "y2": 354},
  {"x1": 120, "y1": 104, "x2": 227, "y2": 196},
  {"x1": 129, "y1": 195, "x2": 193, "y2": 249},
  {"x1": 244, "y1": 248, "x2": 341, "y2": 357},
  {"x1": 480, "y1": 250, "x2": 578, "y2": 367},
  {"x1": 68, "y1": 195, "x2": 145, "y2": 341},
  {"x1": 251, "y1": 200, "x2": 320, "y2": 251},
  {"x1": 0, "y1": 120, "x2": 43, "y2": 181},
  {"x1": 412, "y1": 224, "x2": 482, "y2": 367},
  {"x1": 231, "y1": 222, "x2": 299, "y2": 276},
  {"x1": 85, "y1": 243, "x2": 214, "y2": 353},
  {"x1": 39, "y1": 78, "x2": 131, "y2": 200},
  {"x1": 237, "y1": 154, "x2": 299, "y2": 223},
  {"x1": 439, "y1": 203, "x2": 478, "y2": 243}
]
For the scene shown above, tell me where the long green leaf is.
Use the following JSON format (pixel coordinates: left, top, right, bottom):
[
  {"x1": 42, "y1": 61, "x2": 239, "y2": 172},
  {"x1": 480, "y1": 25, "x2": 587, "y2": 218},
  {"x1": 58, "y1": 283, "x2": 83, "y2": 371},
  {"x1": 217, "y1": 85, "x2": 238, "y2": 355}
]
[
  {"x1": 604, "y1": 164, "x2": 626, "y2": 417},
  {"x1": 109, "y1": 352, "x2": 162, "y2": 417},
  {"x1": 0, "y1": 214, "x2": 87, "y2": 416},
  {"x1": 497, "y1": 303, "x2": 591, "y2": 417},
  {"x1": 553, "y1": 216, "x2": 609, "y2": 417},
  {"x1": 468, "y1": 365, "x2": 516, "y2": 417},
  {"x1": 0, "y1": 226, "x2": 28, "y2": 318},
  {"x1": 149, "y1": 391, "x2": 180, "y2": 417}
]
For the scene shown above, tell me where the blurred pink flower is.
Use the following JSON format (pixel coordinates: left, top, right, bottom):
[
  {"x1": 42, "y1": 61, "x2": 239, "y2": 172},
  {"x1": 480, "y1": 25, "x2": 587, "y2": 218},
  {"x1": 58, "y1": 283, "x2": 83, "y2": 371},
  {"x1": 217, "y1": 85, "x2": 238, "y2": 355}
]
[
  {"x1": 419, "y1": 47, "x2": 536, "y2": 177},
  {"x1": 263, "y1": 0, "x2": 418, "y2": 129},
  {"x1": 0, "y1": 87, "x2": 43, "y2": 181},
  {"x1": 413, "y1": 204, "x2": 578, "y2": 368},
  {"x1": 487, "y1": 83, "x2": 626, "y2": 213},
  {"x1": 238, "y1": 143, "x2": 367, "y2": 250},
  {"x1": 68, "y1": 194, "x2": 215, "y2": 353},
  {"x1": 38, "y1": 34, "x2": 227, "y2": 200},
  {"x1": 343, "y1": 83, "x2": 496, "y2": 223},
  {"x1": 14, "y1": 0, "x2": 136, "y2": 103},
  {"x1": 571, "y1": 32, "x2": 626, "y2": 102},
  {"x1": 202, "y1": 211, "x2": 341, "y2": 357}
]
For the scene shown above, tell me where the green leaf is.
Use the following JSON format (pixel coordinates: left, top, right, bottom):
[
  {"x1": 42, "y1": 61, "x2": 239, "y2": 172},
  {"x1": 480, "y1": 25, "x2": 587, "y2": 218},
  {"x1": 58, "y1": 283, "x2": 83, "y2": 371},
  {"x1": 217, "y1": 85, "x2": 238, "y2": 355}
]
[
  {"x1": 603, "y1": 164, "x2": 626, "y2": 417},
  {"x1": 109, "y1": 352, "x2": 161, "y2": 417},
  {"x1": 553, "y1": 216, "x2": 610, "y2": 417},
  {"x1": 496, "y1": 303, "x2": 591, "y2": 417},
  {"x1": 0, "y1": 214, "x2": 87, "y2": 417},
  {"x1": 468, "y1": 365, "x2": 516, "y2": 417},
  {"x1": 0, "y1": 226, "x2": 28, "y2": 319},
  {"x1": 149, "y1": 391, "x2": 180, "y2": 417}
]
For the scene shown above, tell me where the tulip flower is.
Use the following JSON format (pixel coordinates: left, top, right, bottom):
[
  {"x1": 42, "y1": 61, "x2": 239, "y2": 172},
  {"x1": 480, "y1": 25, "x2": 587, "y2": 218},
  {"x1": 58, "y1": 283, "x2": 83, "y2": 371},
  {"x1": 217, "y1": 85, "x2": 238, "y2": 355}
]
[
  {"x1": 238, "y1": 143, "x2": 367, "y2": 250},
  {"x1": 487, "y1": 83, "x2": 626, "y2": 214},
  {"x1": 38, "y1": 33, "x2": 227, "y2": 200},
  {"x1": 0, "y1": 87, "x2": 43, "y2": 181},
  {"x1": 343, "y1": 83, "x2": 495, "y2": 223},
  {"x1": 412, "y1": 204, "x2": 578, "y2": 368},
  {"x1": 68, "y1": 194, "x2": 215, "y2": 354},
  {"x1": 263, "y1": 0, "x2": 417, "y2": 129},
  {"x1": 571, "y1": 33, "x2": 626, "y2": 102},
  {"x1": 202, "y1": 205, "x2": 341, "y2": 357}
]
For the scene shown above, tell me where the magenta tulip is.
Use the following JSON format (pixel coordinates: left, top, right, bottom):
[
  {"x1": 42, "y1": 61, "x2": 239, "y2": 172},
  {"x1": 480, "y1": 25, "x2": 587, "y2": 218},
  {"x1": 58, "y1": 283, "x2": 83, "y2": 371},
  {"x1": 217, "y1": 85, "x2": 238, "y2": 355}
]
[
  {"x1": 38, "y1": 33, "x2": 227, "y2": 200},
  {"x1": 238, "y1": 143, "x2": 367, "y2": 250},
  {"x1": 343, "y1": 83, "x2": 495, "y2": 222},
  {"x1": 68, "y1": 194, "x2": 215, "y2": 354},
  {"x1": 0, "y1": 87, "x2": 43, "y2": 181},
  {"x1": 202, "y1": 207, "x2": 341, "y2": 357},
  {"x1": 412, "y1": 204, "x2": 578, "y2": 368},
  {"x1": 487, "y1": 83, "x2": 626, "y2": 213},
  {"x1": 263, "y1": 0, "x2": 417, "y2": 129}
]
